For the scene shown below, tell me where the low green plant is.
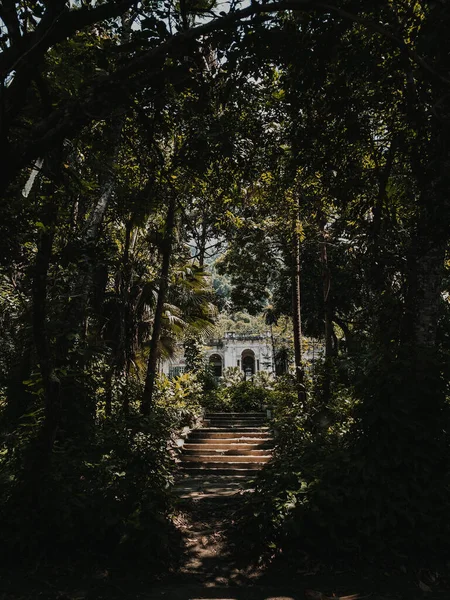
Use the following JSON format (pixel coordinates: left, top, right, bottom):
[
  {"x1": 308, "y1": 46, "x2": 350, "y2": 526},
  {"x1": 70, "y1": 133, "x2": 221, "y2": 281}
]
[
  {"x1": 155, "y1": 371, "x2": 203, "y2": 429},
  {"x1": 221, "y1": 366, "x2": 244, "y2": 386},
  {"x1": 0, "y1": 408, "x2": 179, "y2": 568},
  {"x1": 201, "y1": 377, "x2": 273, "y2": 412}
]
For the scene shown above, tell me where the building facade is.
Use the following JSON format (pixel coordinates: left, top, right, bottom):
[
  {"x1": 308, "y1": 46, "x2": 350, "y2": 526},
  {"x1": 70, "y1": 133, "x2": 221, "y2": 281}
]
[{"x1": 161, "y1": 332, "x2": 273, "y2": 379}]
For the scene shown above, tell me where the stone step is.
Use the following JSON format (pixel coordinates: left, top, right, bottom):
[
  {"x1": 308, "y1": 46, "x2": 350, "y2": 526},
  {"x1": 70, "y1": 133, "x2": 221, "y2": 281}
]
[
  {"x1": 204, "y1": 415, "x2": 267, "y2": 420},
  {"x1": 189, "y1": 432, "x2": 270, "y2": 439},
  {"x1": 177, "y1": 473, "x2": 254, "y2": 482},
  {"x1": 205, "y1": 412, "x2": 266, "y2": 417},
  {"x1": 181, "y1": 460, "x2": 264, "y2": 470},
  {"x1": 183, "y1": 442, "x2": 272, "y2": 451},
  {"x1": 183, "y1": 448, "x2": 272, "y2": 456},
  {"x1": 202, "y1": 425, "x2": 266, "y2": 429},
  {"x1": 174, "y1": 477, "x2": 255, "y2": 500},
  {"x1": 204, "y1": 415, "x2": 267, "y2": 419},
  {"x1": 205, "y1": 413, "x2": 266, "y2": 417},
  {"x1": 203, "y1": 414, "x2": 267, "y2": 421},
  {"x1": 180, "y1": 466, "x2": 262, "y2": 476},
  {"x1": 181, "y1": 454, "x2": 271, "y2": 463},
  {"x1": 176, "y1": 411, "x2": 272, "y2": 494},
  {"x1": 202, "y1": 421, "x2": 267, "y2": 427},
  {"x1": 191, "y1": 428, "x2": 269, "y2": 435},
  {"x1": 201, "y1": 426, "x2": 268, "y2": 431},
  {"x1": 203, "y1": 415, "x2": 267, "y2": 421}
]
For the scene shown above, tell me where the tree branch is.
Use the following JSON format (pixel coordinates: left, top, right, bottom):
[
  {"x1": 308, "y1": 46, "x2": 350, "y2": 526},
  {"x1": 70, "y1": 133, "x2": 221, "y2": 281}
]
[
  {"x1": 317, "y1": 2, "x2": 450, "y2": 85},
  {"x1": 0, "y1": 0, "x2": 137, "y2": 78},
  {"x1": 2, "y1": 0, "x2": 448, "y2": 194}
]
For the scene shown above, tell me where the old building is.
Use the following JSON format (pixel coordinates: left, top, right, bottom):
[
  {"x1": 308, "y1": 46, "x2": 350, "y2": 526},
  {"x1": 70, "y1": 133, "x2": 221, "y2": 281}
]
[{"x1": 161, "y1": 332, "x2": 273, "y2": 379}]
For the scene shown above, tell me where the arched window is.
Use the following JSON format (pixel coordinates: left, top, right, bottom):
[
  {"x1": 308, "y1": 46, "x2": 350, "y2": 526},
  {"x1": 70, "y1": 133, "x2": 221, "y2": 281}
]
[
  {"x1": 241, "y1": 349, "x2": 255, "y2": 379},
  {"x1": 209, "y1": 353, "x2": 223, "y2": 377}
]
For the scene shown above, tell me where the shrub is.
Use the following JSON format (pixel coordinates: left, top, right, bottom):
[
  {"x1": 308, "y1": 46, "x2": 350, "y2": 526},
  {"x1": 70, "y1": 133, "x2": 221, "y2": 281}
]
[
  {"x1": 237, "y1": 356, "x2": 450, "y2": 565},
  {"x1": 221, "y1": 366, "x2": 244, "y2": 387},
  {"x1": 0, "y1": 410, "x2": 179, "y2": 568},
  {"x1": 201, "y1": 377, "x2": 274, "y2": 412},
  {"x1": 155, "y1": 371, "x2": 203, "y2": 429},
  {"x1": 0, "y1": 371, "x2": 195, "y2": 570}
]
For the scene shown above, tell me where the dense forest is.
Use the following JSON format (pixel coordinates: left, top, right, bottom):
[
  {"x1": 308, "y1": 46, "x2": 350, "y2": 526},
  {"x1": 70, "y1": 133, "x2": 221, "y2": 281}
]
[{"x1": 0, "y1": 0, "x2": 450, "y2": 597}]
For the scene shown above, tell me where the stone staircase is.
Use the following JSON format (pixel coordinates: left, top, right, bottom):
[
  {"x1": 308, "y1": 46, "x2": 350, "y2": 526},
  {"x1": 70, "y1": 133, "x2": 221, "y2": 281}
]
[{"x1": 175, "y1": 412, "x2": 273, "y2": 500}]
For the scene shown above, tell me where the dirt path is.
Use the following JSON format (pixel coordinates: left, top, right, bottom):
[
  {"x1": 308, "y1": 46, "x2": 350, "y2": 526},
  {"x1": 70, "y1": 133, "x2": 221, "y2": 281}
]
[
  {"x1": 147, "y1": 494, "x2": 305, "y2": 600},
  {"x1": 145, "y1": 493, "x2": 450, "y2": 600},
  {"x1": 173, "y1": 497, "x2": 259, "y2": 584}
]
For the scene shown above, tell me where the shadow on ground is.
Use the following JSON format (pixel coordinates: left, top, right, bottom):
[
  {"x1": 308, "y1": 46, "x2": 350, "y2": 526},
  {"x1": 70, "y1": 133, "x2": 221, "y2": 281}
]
[
  {"x1": 0, "y1": 496, "x2": 449, "y2": 600},
  {"x1": 146, "y1": 493, "x2": 449, "y2": 600}
]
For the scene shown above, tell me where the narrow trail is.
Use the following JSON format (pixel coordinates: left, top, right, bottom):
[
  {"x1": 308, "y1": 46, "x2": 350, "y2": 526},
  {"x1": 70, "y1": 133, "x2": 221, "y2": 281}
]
[
  {"x1": 147, "y1": 411, "x2": 305, "y2": 599},
  {"x1": 172, "y1": 411, "x2": 272, "y2": 587},
  {"x1": 150, "y1": 490, "x2": 305, "y2": 600}
]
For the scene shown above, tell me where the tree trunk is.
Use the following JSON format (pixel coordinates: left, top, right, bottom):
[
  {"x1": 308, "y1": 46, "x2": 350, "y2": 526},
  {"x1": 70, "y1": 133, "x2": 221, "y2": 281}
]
[
  {"x1": 401, "y1": 230, "x2": 446, "y2": 367},
  {"x1": 397, "y1": 20, "x2": 448, "y2": 361},
  {"x1": 141, "y1": 195, "x2": 176, "y2": 415},
  {"x1": 116, "y1": 220, "x2": 132, "y2": 369},
  {"x1": 333, "y1": 315, "x2": 354, "y2": 355},
  {"x1": 319, "y1": 220, "x2": 333, "y2": 359},
  {"x1": 32, "y1": 202, "x2": 60, "y2": 452},
  {"x1": 270, "y1": 323, "x2": 276, "y2": 375},
  {"x1": 291, "y1": 205, "x2": 305, "y2": 402},
  {"x1": 121, "y1": 220, "x2": 133, "y2": 414},
  {"x1": 371, "y1": 136, "x2": 397, "y2": 255},
  {"x1": 105, "y1": 368, "x2": 113, "y2": 417},
  {"x1": 319, "y1": 214, "x2": 334, "y2": 404},
  {"x1": 198, "y1": 216, "x2": 208, "y2": 268},
  {"x1": 84, "y1": 117, "x2": 123, "y2": 244}
]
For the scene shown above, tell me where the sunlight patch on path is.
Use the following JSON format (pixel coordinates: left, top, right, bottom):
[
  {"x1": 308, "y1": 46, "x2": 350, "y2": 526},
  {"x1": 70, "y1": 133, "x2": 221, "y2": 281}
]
[{"x1": 145, "y1": 585, "x2": 299, "y2": 600}]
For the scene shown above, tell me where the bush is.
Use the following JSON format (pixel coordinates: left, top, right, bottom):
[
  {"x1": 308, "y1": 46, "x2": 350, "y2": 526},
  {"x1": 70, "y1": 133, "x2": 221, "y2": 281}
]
[
  {"x1": 201, "y1": 374, "x2": 275, "y2": 412},
  {"x1": 221, "y1": 366, "x2": 244, "y2": 386},
  {"x1": 237, "y1": 356, "x2": 450, "y2": 565},
  {"x1": 155, "y1": 371, "x2": 203, "y2": 429},
  {"x1": 0, "y1": 397, "x2": 183, "y2": 569},
  {"x1": 235, "y1": 362, "x2": 359, "y2": 556}
]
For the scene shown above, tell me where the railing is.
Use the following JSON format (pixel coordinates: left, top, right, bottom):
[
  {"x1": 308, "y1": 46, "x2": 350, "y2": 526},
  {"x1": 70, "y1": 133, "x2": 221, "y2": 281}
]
[
  {"x1": 206, "y1": 332, "x2": 270, "y2": 344},
  {"x1": 224, "y1": 332, "x2": 269, "y2": 340},
  {"x1": 205, "y1": 339, "x2": 224, "y2": 347}
]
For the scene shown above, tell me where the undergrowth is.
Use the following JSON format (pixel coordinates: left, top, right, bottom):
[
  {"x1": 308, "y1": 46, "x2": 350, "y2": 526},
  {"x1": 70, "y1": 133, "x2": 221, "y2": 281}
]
[
  {"x1": 236, "y1": 356, "x2": 450, "y2": 568},
  {"x1": 0, "y1": 372, "x2": 204, "y2": 571}
]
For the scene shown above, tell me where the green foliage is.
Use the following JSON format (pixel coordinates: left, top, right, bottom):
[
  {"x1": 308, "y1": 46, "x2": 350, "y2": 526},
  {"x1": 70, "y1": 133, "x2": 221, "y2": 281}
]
[
  {"x1": 0, "y1": 409, "x2": 178, "y2": 567},
  {"x1": 183, "y1": 335, "x2": 204, "y2": 372},
  {"x1": 238, "y1": 357, "x2": 450, "y2": 564},
  {"x1": 213, "y1": 311, "x2": 269, "y2": 337},
  {"x1": 226, "y1": 381, "x2": 268, "y2": 411},
  {"x1": 0, "y1": 362, "x2": 205, "y2": 570},
  {"x1": 201, "y1": 373, "x2": 274, "y2": 412},
  {"x1": 236, "y1": 371, "x2": 357, "y2": 557},
  {"x1": 221, "y1": 366, "x2": 244, "y2": 386},
  {"x1": 155, "y1": 371, "x2": 203, "y2": 429}
]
